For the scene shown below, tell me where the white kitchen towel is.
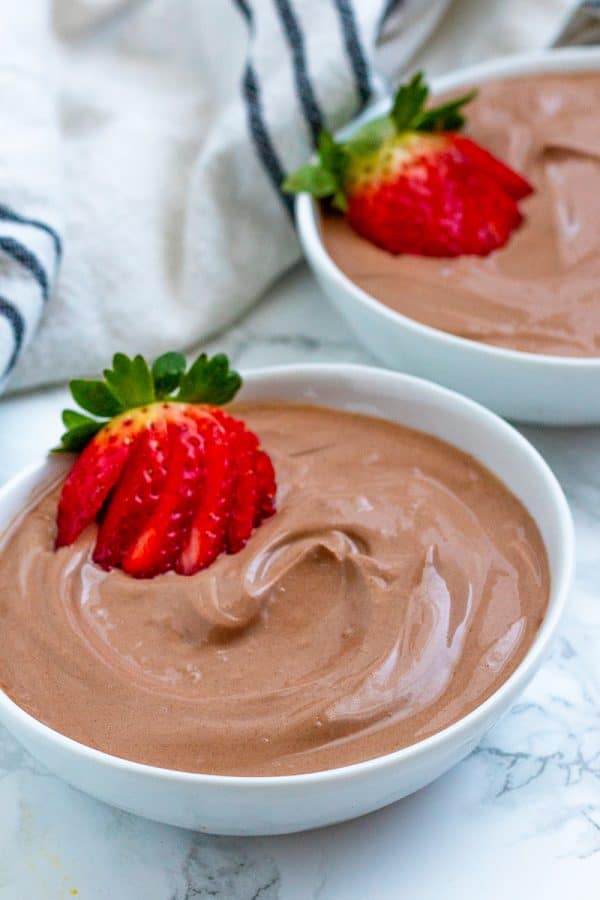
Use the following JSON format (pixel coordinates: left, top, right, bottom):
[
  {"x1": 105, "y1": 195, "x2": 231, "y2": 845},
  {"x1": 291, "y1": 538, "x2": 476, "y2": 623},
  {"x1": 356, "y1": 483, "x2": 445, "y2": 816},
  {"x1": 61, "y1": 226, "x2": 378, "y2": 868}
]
[{"x1": 0, "y1": 0, "x2": 577, "y2": 392}]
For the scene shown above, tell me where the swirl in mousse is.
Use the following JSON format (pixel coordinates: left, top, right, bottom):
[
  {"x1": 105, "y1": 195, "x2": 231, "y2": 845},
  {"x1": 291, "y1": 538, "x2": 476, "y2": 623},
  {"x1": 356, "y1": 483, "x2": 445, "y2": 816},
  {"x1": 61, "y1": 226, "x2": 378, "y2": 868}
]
[
  {"x1": 0, "y1": 388, "x2": 549, "y2": 775},
  {"x1": 320, "y1": 73, "x2": 600, "y2": 357}
]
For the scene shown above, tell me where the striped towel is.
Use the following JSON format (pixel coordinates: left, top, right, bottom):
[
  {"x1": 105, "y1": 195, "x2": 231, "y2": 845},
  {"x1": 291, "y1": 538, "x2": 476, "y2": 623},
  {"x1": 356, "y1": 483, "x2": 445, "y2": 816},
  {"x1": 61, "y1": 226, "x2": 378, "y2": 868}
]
[{"x1": 0, "y1": 0, "x2": 578, "y2": 392}]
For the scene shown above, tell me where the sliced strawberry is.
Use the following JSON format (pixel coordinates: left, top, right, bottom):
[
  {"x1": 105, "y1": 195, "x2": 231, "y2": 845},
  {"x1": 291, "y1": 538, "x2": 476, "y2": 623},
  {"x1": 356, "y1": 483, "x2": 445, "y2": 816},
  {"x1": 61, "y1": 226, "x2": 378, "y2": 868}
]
[
  {"x1": 284, "y1": 71, "x2": 534, "y2": 258},
  {"x1": 345, "y1": 136, "x2": 527, "y2": 258},
  {"x1": 56, "y1": 414, "x2": 142, "y2": 548},
  {"x1": 255, "y1": 449, "x2": 277, "y2": 523},
  {"x1": 177, "y1": 413, "x2": 234, "y2": 575},
  {"x1": 122, "y1": 416, "x2": 206, "y2": 578},
  {"x1": 55, "y1": 350, "x2": 277, "y2": 579},
  {"x1": 452, "y1": 135, "x2": 533, "y2": 201},
  {"x1": 93, "y1": 422, "x2": 169, "y2": 570},
  {"x1": 227, "y1": 426, "x2": 260, "y2": 553},
  {"x1": 460, "y1": 170, "x2": 522, "y2": 255}
]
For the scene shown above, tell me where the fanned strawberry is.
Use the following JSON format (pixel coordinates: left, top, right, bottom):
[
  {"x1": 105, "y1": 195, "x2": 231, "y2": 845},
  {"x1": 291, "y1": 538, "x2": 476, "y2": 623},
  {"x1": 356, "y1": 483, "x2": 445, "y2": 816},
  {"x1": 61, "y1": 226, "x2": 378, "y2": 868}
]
[
  {"x1": 54, "y1": 352, "x2": 277, "y2": 579},
  {"x1": 255, "y1": 449, "x2": 277, "y2": 524},
  {"x1": 177, "y1": 412, "x2": 235, "y2": 574},
  {"x1": 56, "y1": 412, "x2": 144, "y2": 547},
  {"x1": 93, "y1": 421, "x2": 169, "y2": 569},
  {"x1": 452, "y1": 135, "x2": 532, "y2": 200},
  {"x1": 226, "y1": 424, "x2": 260, "y2": 554},
  {"x1": 284, "y1": 72, "x2": 533, "y2": 258},
  {"x1": 122, "y1": 416, "x2": 207, "y2": 578}
]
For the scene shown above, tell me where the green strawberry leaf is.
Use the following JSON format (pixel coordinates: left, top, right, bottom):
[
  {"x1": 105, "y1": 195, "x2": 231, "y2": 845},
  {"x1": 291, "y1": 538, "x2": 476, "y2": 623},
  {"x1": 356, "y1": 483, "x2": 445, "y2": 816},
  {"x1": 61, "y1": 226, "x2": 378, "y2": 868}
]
[
  {"x1": 283, "y1": 164, "x2": 338, "y2": 197},
  {"x1": 345, "y1": 116, "x2": 393, "y2": 157},
  {"x1": 283, "y1": 131, "x2": 348, "y2": 202},
  {"x1": 61, "y1": 409, "x2": 101, "y2": 430},
  {"x1": 414, "y1": 89, "x2": 477, "y2": 133},
  {"x1": 57, "y1": 351, "x2": 242, "y2": 455},
  {"x1": 55, "y1": 419, "x2": 105, "y2": 453},
  {"x1": 389, "y1": 71, "x2": 476, "y2": 135},
  {"x1": 69, "y1": 379, "x2": 123, "y2": 418},
  {"x1": 317, "y1": 131, "x2": 348, "y2": 180},
  {"x1": 152, "y1": 351, "x2": 187, "y2": 399},
  {"x1": 104, "y1": 353, "x2": 155, "y2": 409},
  {"x1": 332, "y1": 190, "x2": 348, "y2": 212},
  {"x1": 177, "y1": 353, "x2": 242, "y2": 405},
  {"x1": 391, "y1": 71, "x2": 429, "y2": 132}
]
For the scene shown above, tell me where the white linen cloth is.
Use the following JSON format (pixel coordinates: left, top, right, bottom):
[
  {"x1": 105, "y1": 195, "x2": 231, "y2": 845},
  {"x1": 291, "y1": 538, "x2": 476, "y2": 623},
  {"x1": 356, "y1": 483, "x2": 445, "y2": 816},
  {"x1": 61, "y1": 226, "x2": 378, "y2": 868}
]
[{"x1": 0, "y1": 0, "x2": 577, "y2": 392}]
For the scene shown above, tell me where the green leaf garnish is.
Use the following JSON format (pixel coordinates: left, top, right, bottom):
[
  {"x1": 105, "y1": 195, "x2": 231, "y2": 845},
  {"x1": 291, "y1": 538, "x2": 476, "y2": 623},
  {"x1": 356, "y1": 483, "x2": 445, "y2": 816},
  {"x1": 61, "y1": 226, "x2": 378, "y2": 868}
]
[
  {"x1": 177, "y1": 353, "x2": 242, "y2": 405},
  {"x1": 283, "y1": 130, "x2": 349, "y2": 209},
  {"x1": 390, "y1": 71, "x2": 475, "y2": 134},
  {"x1": 283, "y1": 72, "x2": 476, "y2": 205},
  {"x1": 104, "y1": 353, "x2": 155, "y2": 410},
  {"x1": 58, "y1": 419, "x2": 104, "y2": 452},
  {"x1": 344, "y1": 116, "x2": 394, "y2": 158},
  {"x1": 152, "y1": 351, "x2": 187, "y2": 399},
  {"x1": 62, "y1": 409, "x2": 96, "y2": 430},
  {"x1": 413, "y1": 90, "x2": 477, "y2": 133},
  {"x1": 391, "y1": 71, "x2": 429, "y2": 132},
  {"x1": 55, "y1": 351, "x2": 242, "y2": 453},
  {"x1": 282, "y1": 164, "x2": 338, "y2": 198},
  {"x1": 69, "y1": 379, "x2": 123, "y2": 418}
]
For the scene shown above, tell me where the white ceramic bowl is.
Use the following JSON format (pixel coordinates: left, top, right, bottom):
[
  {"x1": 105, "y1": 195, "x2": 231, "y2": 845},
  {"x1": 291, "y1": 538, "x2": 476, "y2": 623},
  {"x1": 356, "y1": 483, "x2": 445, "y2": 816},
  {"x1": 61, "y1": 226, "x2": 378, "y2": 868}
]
[
  {"x1": 296, "y1": 48, "x2": 600, "y2": 426},
  {"x1": 0, "y1": 365, "x2": 574, "y2": 835}
]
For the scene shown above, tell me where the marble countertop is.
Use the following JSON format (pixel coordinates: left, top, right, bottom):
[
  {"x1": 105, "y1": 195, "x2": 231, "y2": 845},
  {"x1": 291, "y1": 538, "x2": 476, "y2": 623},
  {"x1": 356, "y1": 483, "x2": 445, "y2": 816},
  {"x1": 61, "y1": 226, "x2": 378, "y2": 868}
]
[{"x1": 0, "y1": 264, "x2": 598, "y2": 899}]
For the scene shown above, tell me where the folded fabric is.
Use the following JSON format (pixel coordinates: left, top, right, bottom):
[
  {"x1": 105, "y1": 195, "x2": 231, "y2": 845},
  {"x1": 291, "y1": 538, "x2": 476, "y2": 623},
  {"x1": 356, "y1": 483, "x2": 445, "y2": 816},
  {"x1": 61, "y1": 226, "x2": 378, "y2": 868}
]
[{"x1": 0, "y1": 0, "x2": 577, "y2": 393}]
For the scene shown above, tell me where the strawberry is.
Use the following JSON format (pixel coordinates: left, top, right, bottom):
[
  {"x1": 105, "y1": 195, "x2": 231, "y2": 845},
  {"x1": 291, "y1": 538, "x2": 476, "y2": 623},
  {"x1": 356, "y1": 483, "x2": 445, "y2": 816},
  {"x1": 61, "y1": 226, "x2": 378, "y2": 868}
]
[
  {"x1": 122, "y1": 415, "x2": 207, "y2": 578},
  {"x1": 93, "y1": 421, "x2": 169, "y2": 569},
  {"x1": 284, "y1": 72, "x2": 533, "y2": 257},
  {"x1": 54, "y1": 351, "x2": 277, "y2": 578},
  {"x1": 254, "y1": 449, "x2": 277, "y2": 524},
  {"x1": 222, "y1": 418, "x2": 260, "y2": 554},
  {"x1": 177, "y1": 411, "x2": 235, "y2": 574},
  {"x1": 56, "y1": 411, "x2": 145, "y2": 548}
]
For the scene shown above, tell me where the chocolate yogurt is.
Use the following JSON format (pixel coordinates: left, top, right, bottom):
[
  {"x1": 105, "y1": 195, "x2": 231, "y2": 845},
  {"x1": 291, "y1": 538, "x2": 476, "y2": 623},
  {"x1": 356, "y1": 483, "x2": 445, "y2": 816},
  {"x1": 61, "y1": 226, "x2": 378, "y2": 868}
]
[
  {"x1": 0, "y1": 404, "x2": 549, "y2": 775},
  {"x1": 322, "y1": 72, "x2": 600, "y2": 357}
]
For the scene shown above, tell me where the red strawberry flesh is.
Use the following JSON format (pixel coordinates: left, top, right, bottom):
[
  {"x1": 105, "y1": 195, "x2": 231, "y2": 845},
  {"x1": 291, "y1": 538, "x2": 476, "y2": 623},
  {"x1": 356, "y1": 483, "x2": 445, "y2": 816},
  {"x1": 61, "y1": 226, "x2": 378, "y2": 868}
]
[
  {"x1": 255, "y1": 449, "x2": 277, "y2": 523},
  {"x1": 177, "y1": 411, "x2": 235, "y2": 575},
  {"x1": 452, "y1": 135, "x2": 533, "y2": 201},
  {"x1": 56, "y1": 413, "x2": 143, "y2": 547},
  {"x1": 93, "y1": 422, "x2": 169, "y2": 570},
  {"x1": 226, "y1": 424, "x2": 260, "y2": 554},
  {"x1": 345, "y1": 134, "x2": 531, "y2": 258},
  {"x1": 122, "y1": 416, "x2": 208, "y2": 578}
]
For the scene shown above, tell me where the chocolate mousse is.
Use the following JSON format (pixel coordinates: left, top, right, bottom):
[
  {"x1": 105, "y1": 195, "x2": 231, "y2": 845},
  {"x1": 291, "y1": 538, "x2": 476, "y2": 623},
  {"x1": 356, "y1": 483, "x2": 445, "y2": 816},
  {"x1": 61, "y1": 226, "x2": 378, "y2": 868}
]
[
  {"x1": 0, "y1": 404, "x2": 549, "y2": 775},
  {"x1": 321, "y1": 73, "x2": 600, "y2": 357}
]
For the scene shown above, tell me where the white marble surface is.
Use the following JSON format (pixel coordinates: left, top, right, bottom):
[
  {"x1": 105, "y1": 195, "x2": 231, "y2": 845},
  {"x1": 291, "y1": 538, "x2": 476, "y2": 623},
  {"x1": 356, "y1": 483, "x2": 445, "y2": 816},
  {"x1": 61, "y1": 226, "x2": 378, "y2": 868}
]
[{"x1": 0, "y1": 264, "x2": 598, "y2": 899}]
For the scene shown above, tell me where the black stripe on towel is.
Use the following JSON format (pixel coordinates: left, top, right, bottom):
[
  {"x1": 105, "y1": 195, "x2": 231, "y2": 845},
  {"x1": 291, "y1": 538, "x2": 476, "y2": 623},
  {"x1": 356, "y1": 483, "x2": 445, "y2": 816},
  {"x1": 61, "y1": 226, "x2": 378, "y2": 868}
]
[
  {"x1": 273, "y1": 0, "x2": 324, "y2": 144},
  {"x1": 232, "y1": 0, "x2": 293, "y2": 216},
  {"x1": 235, "y1": 0, "x2": 251, "y2": 17},
  {"x1": 332, "y1": 0, "x2": 372, "y2": 107},
  {"x1": 0, "y1": 237, "x2": 49, "y2": 301},
  {"x1": 0, "y1": 204, "x2": 62, "y2": 260},
  {"x1": 0, "y1": 295, "x2": 25, "y2": 376},
  {"x1": 377, "y1": 0, "x2": 404, "y2": 36}
]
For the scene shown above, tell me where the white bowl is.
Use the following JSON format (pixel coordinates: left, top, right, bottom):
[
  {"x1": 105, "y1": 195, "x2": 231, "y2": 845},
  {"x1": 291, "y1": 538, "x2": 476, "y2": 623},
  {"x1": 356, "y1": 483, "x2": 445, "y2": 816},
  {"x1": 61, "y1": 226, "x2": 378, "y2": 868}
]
[
  {"x1": 0, "y1": 365, "x2": 574, "y2": 835},
  {"x1": 296, "y1": 48, "x2": 600, "y2": 426}
]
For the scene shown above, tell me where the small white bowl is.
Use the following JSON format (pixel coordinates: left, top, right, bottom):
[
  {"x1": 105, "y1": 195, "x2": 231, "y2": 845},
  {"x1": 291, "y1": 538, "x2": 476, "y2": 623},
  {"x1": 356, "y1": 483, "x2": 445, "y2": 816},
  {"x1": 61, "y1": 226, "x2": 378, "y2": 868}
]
[
  {"x1": 0, "y1": 365, "x2": 574, "y2": 835},
  {"x1": 296, "y1": 48, "x2": 600, "y2": 426}
]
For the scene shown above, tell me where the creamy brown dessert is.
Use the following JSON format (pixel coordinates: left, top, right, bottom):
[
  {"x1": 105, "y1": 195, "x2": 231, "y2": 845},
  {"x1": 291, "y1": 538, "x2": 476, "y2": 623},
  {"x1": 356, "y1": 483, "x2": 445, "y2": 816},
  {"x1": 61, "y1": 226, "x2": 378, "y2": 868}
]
[
  {"x1": 322, "y1": 72, "x2": 600, "y2": 357},
  {"x1": 0, "y1": 404, "x2": 549, "y2": 775}
]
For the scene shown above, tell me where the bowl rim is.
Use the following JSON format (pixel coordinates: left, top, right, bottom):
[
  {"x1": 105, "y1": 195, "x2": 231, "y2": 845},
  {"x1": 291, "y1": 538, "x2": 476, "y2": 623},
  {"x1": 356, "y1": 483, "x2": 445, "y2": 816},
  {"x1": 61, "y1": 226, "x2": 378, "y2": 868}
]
[
  {"x1": 0, "y1": 363, "x2": 575, "y2": 788},
  {"x1": 296, "y1": 46, "x2": 600, "y2": 370}
]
